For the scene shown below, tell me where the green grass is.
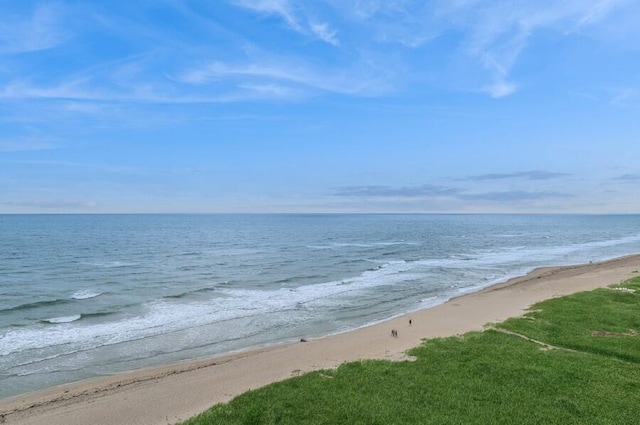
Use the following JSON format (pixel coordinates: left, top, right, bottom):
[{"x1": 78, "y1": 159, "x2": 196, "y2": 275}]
[
  {"x1": 498, "y1": 276, "x2": 640, "y2": 363},
  {"x1": 180, "y1": 276, "x2": 640, "y2": 425}
]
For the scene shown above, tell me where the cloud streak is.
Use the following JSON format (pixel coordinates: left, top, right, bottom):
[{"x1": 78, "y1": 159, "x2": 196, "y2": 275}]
[
  {"x1": 334, "y1": 184, "x2": 463, "y2": 197},
  {"x1": 614, "y1": 174, "x2": 640, "y2": 181},
  {"x1": 0, "y1": 4, "x2": 68, "y2": 54},
  {"x1": 344, "y1": 1, "x2": 628, "y2": 97},
  {"x1": 0, "y1": 200, "x2": 97, "y2": 210},
  {"x1": 450, "y1": 1, "x2": 626, "y2": 97},
  {"x1": 461, "y1": 170, "x2": 571, "y2": 181},
  {"x1": 176, "y1": 58, "x2": 391, "y2": 97},
  {"x1": 333, "y1": 183, "x2": 572, "y2": 203},
  {"x1": 462, "y1": 190, "x2": 572, "y2": 202},
  {"x1": 1, "y1": 53, "x2": 389, "y2": 106},
  {"x1": 0, "y1": 138, "x2": 55, "y2": 152},
  {"x1": 2, "y1": 0, "x2": 629, "y2": 111},
  {"x1": 232, "y1": 0, "x2": 302, "y2": 30},
  {"x1": 231, "y1": 0, "x2": 340, "y2": 45},
  {"x1": 0, "y1": 77, "x2": 236, "y2": 104},
  {"x1": 309, "y1": 22, "x2": 340, "y2": 46}
]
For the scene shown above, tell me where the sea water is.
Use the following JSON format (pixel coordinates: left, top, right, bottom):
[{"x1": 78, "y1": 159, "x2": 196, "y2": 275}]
[{"x1": 1, "y1": 214, "x2": 639, "y2": 398}]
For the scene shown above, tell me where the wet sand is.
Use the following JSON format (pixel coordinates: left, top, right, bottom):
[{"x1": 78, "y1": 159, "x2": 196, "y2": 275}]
[{"x1": 2, "y1": 254, "x2": 639, "y2": 425}]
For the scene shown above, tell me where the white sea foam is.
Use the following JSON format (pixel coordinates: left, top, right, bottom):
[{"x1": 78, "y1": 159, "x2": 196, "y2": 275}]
[
  {"x1": 0, "y1": 260, "x2": 427, "y2": 358},
  {"x1": 71, "y1": 290, "x2": 102, "y2": 300},
  {"x1": 307, "y1": 241, "x2": 418, "y2": 250},
  {"x1": 44, "y1": 315, "x2": 82, "y2": 324},
  {"x1": 86, "y1": 261, "x2": 136, "y2": 268}
]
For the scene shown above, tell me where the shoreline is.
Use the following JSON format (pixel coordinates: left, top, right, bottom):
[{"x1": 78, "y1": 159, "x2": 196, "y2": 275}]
[{"x1": 2, "y1": 254, "x2": 639, "y2": 425}]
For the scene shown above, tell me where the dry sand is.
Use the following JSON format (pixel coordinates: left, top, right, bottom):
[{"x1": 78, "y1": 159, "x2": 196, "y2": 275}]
[{"x1": 2, "y1": 254, "x2": 639, "y2": 425}]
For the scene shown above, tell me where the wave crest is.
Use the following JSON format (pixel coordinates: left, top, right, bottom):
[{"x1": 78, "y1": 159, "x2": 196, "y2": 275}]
[
  {"x1": 43, "y1": 315, "x2": 82, "y2": 324},
  {"x1": 71, "y1": 290, "x2": 102, "y2": 300}
]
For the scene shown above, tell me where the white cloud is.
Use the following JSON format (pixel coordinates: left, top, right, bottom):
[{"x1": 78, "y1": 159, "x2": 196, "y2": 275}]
[
  {"x1": 1, "y1": 200, "x2": 97, "y2": 210},
  {"x1": 177, "y1": 59, "x2": 391, "y2": 97},
  {"x1": 0, "y1": 4, "x2": 68, "y2": 54},
  {"x1": 341, "y1": 1, "x2": 628, "y2": 97},
  {"x1": 309, "y1": 22, "x2": 340, "y2": 46},
  {"x1": 446, "y1": 1, "x2": 626, "y2": 97},
  {"x1": 576, "y1": 0, "x2": 619, "y2": 26},
  {"x1": 0, "y1": 138, "x2": 55, "y2": 152},
  {"x1": 609, "y1": 87, "x2": 639, "y2": 106},
  {"x1": 484, "y1": 80, "x2": 518, "y2": 98},
  {"x1": 614, "y1": 174, "x2": 640, "y2": 181},
  {"x1": 233, "y1": 0, "x2": 302, "y2": 30},
  {"x1": 179, "y1": 62, "x2": 296, "y2": 85},
  {"x1": 235, "y1": 82, "x2": 299, "y2": 99},
  {"x1": 0, "y1": 76, "x2": 220, "y2": 104},
  {"x1": 231, "y1": 0, "x2": 340, "y2": 45},
  {"x1": 2, "y1": 0, "x2": 633, "y2": 110}
]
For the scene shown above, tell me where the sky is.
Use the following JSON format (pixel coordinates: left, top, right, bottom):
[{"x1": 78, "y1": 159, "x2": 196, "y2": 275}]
[{"x1": 1, "y1": 0, "x2": 639, "y2": 214}]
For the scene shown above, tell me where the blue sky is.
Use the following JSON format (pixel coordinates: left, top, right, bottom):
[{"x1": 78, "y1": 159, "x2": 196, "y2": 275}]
[{"x1": 1, "y1": 0, "x2": 639, "y2": 213}]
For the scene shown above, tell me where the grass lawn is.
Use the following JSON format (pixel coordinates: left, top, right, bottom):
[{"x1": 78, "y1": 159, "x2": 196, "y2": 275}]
[{"x1": 180, "y1": 277, "x2": 640, "y2": 425}]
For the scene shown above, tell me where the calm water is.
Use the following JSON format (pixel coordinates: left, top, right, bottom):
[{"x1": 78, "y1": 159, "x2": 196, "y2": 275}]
[{"x1": 1, "y1": 214, "x2": 640, "y2": 398}]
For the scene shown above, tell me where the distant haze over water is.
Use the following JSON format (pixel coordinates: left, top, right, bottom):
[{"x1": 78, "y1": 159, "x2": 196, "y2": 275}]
[{"x1": 1, "y1": 214, "x2": 640, "y2": 398}]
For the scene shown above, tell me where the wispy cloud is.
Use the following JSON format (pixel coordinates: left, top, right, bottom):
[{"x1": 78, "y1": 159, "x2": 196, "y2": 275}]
[
  {"x1": 0, "y1": 138, "x2": 56, "y2": 152},
  {"x1": 484, "y1": 81, "x2": 518, "y2": 98},
  {"x1": 576, "y1": 0, "x2": 619, "y2": 27},
  {"x1": 345, "y1": 1, "x2": 439, "y2": 48},
  {"x1": 461, "y1": 170, "x2": 570, "y2": 181},
  {"x1": 462, "y1": 190, "x2": 572, "y2": 202},
  {"x1": 450, "y1": 1, "x2": 625, "y2": 98},
  {"x1": 0, "y1": 200, "x2": 97, "y2": 210},
  {"x1": 3, "y1": 0, "x2": 627, "y2": 111},
  {"x1": 347, "y1": 1, "x2": 628, "y2": 97},
  {"x1": 334, "y1": 184, "x2": 463, "y2": 197},
  {"x1": 231, "y1": 0, "x2": 340, "y2": 45},
  {"x1": 614, "y1": 174, "x2": 640, "y2": 181},
  {"x1": 0, "y1": 4, "x2": 69, "y2": 54},
  {"x1": 176, "y1": 58, "x2": 391, "y2": 97},
  {"x1": 232, "y1": 0, "x2": 302, "y2": 30},
  {"x1": 309, "y1": 22, "x2": 340, "y2": 46},
  {"x1": 235, "y1": 83, "x2": 298, "y2": 98},
  {"x1": 609, "y1": 87, "x2": 639, "y2": 106},
  {"x1": 179, "y1": 62, "x2": 301, "y2": 85},
  {"x1": 0, "y1": 159, "x2": 142, "y2": 175},
  {"x1": 569, "y1": 85, "x2": 640, "y2": 107},
  {"x1": 0, "y1": 77, "x2": 224, "y2": 104},
  {"x1": 333, "y1": 182, "x2": 573, "y2": 204},
  {"x1": 1, "y1": 47, "x2": 389, "y2": 105}
]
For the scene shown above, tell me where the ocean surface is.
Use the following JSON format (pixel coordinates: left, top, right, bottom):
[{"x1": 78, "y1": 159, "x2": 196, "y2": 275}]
[{"x1": 1, "y1": 214, "x2": 640, "y2": 398}]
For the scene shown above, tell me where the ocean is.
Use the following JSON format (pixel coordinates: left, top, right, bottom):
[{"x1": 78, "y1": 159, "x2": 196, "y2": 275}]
[{"x1": 1, "y1": 213, "x2": 640, "y2": 398}]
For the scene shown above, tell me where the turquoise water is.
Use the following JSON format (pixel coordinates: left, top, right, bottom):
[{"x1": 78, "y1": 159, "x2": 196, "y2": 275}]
[{"x1": 1, "y1": 214, "x2": 640, "y2": 398}]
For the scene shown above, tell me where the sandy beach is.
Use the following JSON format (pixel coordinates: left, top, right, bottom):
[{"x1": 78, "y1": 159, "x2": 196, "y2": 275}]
[{"x1": 2, "y1": 254, "x2": 639, "y2": 425}]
